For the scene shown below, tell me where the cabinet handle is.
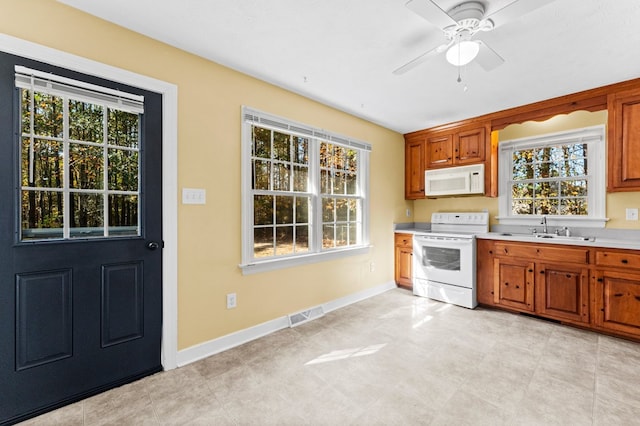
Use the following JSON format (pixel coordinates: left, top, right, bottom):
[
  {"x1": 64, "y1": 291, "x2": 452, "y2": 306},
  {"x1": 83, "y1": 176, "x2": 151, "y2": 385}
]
[
  {"x1": 489, "y1": 250, "x2": 493, "y2": 254},
  {"x1": 515, "y1": 285, "x2": 520, "y2": 289},
  {"x1": 540, "y1": 270, "x2": 545, "y2": 274},
  {"x1": 528, "y1": 269, "x2": 533, "y2": 273},
  {"x1": 597, "y1": 278, "x2": 603, "y2": 282},
  {"x1": 566, "y1": 274, "x2": 572, "y2": 278},
  {"x1": 621, "y1": 259, "x2": 629, "y2": 264},
  {"x1": 614, "y1": 293, "x2": 624, "y2": 297},
  {"x1": 504, "y1": 282, "x2": 509, "y2": 286},
  {"x1": 635, "y1": 296, "x2": 640, "y2": 302}
]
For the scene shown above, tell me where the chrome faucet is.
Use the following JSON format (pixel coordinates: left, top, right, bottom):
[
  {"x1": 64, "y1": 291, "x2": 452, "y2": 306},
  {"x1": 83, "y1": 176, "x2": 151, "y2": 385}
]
[{"x1": 540, "y1": 216, "x2": 548, "y2": 234}]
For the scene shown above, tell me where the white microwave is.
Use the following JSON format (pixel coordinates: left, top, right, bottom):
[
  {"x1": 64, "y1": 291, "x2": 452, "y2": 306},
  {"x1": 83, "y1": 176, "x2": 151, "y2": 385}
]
[{"x1": 424, "y1": 163, "x2": 485, "y2": 196}]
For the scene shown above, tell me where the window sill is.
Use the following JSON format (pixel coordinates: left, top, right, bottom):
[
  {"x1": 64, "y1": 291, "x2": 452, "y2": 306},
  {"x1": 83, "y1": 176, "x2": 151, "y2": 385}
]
[
  {"x1": 239, "y1": 245, "x2": 372, "y2": 275},
  {"x1": 496, "y1": 216, "x2": 609, "y2": 228}
]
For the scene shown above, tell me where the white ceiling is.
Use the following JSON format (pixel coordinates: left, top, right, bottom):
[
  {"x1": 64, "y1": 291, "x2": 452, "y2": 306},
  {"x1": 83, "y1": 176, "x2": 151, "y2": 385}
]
[{"x1": 60, "y1": 0, "x2": 640, "y2": 134}]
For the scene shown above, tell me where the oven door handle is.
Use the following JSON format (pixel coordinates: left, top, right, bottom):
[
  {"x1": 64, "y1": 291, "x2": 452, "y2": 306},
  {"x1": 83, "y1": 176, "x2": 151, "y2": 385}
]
[{"x1": 414, "y1": 237, "x2": 473, "y2": 247}]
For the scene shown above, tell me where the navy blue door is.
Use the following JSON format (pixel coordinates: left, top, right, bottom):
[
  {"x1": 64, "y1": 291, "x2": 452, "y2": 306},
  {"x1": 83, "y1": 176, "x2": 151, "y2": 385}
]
[{"x1": 0, "y1": 52, "x2": 163, "y2": 425}]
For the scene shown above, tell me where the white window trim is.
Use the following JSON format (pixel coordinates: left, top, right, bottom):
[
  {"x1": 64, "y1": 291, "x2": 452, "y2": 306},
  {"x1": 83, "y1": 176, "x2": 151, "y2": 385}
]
[
  {"x1": 497, "y1": 125, "x2": 608, "y2": 228},
  {"x1": 239, "y1": 106, "x2": 371, "y2": 275}
]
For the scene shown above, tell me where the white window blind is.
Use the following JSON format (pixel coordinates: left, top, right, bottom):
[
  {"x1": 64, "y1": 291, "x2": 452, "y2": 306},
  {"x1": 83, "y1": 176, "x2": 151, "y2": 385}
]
[{"x1": 15, "y1": 65, "x2": 144, "y2": 114}]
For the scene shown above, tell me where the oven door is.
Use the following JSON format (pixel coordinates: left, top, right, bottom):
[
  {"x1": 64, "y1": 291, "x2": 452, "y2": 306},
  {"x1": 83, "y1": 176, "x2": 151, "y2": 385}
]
[{"x1": 412, "y1": 235, "x2": 475, "y2": 289}]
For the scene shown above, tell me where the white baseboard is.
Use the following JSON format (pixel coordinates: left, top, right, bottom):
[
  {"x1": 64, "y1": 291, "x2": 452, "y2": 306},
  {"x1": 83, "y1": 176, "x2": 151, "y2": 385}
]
[{"x1": 176, "y1": 280, "x2": 397, "y2": 367}]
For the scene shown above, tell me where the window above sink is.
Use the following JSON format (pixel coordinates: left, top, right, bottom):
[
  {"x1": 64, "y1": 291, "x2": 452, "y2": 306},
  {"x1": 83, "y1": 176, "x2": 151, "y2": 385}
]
[{"x1": 496, "y1": 125, "x2": 607, "y2": 229}]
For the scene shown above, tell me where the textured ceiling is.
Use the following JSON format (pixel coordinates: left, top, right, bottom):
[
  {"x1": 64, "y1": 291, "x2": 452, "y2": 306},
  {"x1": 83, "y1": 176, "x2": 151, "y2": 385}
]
[{"x1": 60, "y1": 0, "x2": 640, "y2": 134}]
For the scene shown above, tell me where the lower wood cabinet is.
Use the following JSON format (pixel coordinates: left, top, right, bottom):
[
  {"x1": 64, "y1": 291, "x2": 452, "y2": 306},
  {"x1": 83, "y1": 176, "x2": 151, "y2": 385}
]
[
  {"x1": 537, "y1": 263, "x2": 589, "y2": 323},
  {"x1": 594, "y1": 270, "x2": 640, "y2": 336},
  {"x1": 394, "y1": 233, "x2": 413, "y2": 290},
  {"x1": 477, "y1": 239, "x2": 640, "y2": 341},
  {"x1": 476, "y1": 239, "x2": 496, "y2": 305},
  {"x1": 494, "y1": 257, "x2": 534, "y2": 312}
]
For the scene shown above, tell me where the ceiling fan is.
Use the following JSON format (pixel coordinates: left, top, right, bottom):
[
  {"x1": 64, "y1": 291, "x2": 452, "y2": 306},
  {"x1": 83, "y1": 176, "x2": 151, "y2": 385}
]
[{"x1": 393, "y1": 0, "x2": 555, "y2": 75}]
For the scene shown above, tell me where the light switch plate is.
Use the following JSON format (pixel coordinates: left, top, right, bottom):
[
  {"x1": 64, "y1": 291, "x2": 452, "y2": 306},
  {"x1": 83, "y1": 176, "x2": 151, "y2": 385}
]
[
  {"x1": 626, "y1": 208, "x2": 638, "y2": 221},
  {"x1": 182, "y1": 188, "x2": 206, "y2": 205}
]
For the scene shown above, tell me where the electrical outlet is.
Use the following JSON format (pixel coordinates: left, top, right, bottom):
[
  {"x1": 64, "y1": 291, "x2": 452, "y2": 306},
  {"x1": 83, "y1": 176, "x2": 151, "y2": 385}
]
[
  {"x1": 626, "y1": 208, "x2": 638, "y2": 221},
  {"x1": 226, "y1": 293, "x2": 237, "y2": 309},
  {"x1": 406, "y1": 208, "x2": 411, "y2": 217},
  {"x1": 369, "y1": 262, "x2": 376, "y2": 272}
]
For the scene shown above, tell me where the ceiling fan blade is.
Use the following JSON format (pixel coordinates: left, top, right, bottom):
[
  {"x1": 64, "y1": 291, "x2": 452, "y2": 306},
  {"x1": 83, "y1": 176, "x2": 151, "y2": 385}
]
[
  {"x1": 475, "y1": 41, "x2": 504, "y2": 71},
  {"x1": 393, "y1": 44, "x2": 446, "y2": 75},
  {"x1": 485, "y1": 0, "x2": 555, "y2": 29},
  {"x1": 406, "y1": 0, "x2": 457, "y2": 29}
]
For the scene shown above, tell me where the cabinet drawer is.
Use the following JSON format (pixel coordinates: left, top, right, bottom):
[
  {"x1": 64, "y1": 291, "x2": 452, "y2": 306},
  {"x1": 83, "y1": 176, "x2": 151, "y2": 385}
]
[
  {"x1": 596, "y1": 250, "x2": 640, "y2": 269},
  {"x1": 395, "y1": 233, "x2": 413, "y2": 249},
  {"x1": 494, "y1": 242, "x2": 589, "y2": 264}
]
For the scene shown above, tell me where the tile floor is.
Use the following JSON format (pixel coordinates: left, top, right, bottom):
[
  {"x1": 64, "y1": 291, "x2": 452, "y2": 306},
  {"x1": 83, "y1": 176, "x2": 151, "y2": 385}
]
[{"x1": 19, "y1": 288, "x2": 640, "y2": 425}]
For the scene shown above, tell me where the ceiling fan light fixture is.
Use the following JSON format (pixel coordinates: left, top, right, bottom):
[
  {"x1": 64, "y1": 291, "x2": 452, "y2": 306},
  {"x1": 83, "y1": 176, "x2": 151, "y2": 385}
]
[{"x1": 446, "y1": 40, "x2": 479, "y2": 66}]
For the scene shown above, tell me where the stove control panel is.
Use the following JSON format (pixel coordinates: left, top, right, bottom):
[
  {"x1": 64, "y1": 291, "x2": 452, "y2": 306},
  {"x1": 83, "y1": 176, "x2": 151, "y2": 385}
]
[{"x1": 431, "y1": 212, "x2": 489, "y2": 226}]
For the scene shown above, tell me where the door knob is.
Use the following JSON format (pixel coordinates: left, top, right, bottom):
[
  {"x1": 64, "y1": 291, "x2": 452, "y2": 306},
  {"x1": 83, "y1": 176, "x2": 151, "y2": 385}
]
[{"x1": 147, "y1": 241, "x2": 160, "y2": 250}]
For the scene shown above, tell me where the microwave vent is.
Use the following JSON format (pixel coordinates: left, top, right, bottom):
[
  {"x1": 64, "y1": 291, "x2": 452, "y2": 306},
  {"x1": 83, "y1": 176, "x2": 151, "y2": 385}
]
[{"x1": 429, "y1": 176, "x2": 467, "y2": 193}]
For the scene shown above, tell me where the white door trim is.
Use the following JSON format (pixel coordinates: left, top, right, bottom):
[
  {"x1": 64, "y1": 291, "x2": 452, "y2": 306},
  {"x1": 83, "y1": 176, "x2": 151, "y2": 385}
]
[{"x1": 0, "y1": 33, "x2": 179, "y2": 370}]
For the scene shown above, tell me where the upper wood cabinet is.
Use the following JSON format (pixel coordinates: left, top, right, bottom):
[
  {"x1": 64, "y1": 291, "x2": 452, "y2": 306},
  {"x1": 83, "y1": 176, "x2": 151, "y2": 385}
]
[
  {"x1": 425, "y1": 133, "x2": 453, "y2": 168},
  {"x1": 404, "y1": 77, "x2": 640, "y2": 199},
  {"x1": 457, "y1": 127, "x2": 486, "y2": 165},
  {"x1": 425, "y1": 126, "x2": 486, "y2": 169},
  {"x1": 404, "y1": 123, "x2": 491, "y2": 199},
  {"x1": 404, "y1": 136, "x2": 425, "y2": 199},
  {"x1": 608, "y1": 88, "x2": 640, "y2": 191}
]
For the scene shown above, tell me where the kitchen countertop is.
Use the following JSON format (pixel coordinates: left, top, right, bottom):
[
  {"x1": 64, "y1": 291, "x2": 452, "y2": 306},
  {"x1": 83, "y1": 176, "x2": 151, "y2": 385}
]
[
  {"x1": 477, "y1": 232, "x2": 640, "y2": 250},
  {"x1": 394, "y1": 227, "x2": 640, "y2": 250}
]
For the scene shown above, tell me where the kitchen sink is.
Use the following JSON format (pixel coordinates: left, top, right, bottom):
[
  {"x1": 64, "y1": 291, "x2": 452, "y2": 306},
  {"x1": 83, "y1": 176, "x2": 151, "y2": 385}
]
[
  {"x1": 534, "y1": 234, "x2": 595, "y2": 242},
  {"x1": 498, "y1": 232, "x2": 596, "y2": 242}
]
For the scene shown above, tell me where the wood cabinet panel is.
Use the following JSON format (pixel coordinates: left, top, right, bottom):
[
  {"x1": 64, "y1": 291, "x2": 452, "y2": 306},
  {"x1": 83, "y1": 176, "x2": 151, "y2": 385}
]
[
  {"x1": 494, "y1": 257, "x2": 534, "y2": 312},
  {"x1": 404, "y1": 138, "x2": 425, "y2": 199},
  {"x1": 394, "y1": 233, "x2": 413, "y2": 289},
  {"x1": 456, "y1": 127, "x2": 485, "y2": 165},
  {"x1": 596, "y1": 250, "x2": 640, "y2": 270},
  {"x1": 476, "y1": 239, "x2": 496, "y2": 305},
  {"x1": 494, "y1": 242, "x2": 589, "y2": 264},
  {"x1": 608, "y1": 89, "x2": 640, "y2": 191},
  {"x1": 595, "y1": 270, "x2": 640, "y2": 336},
  {"x1": 426, "y1": 134, "x2": 453, "y2": 168},
  {"x1": 537, "y1": 263, "x2": 589, "y2": 323}
]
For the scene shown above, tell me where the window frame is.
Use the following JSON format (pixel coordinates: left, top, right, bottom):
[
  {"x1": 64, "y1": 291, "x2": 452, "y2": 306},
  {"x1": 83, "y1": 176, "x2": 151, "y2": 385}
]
[
  {"x1": 240, "y1": 107, "x2": 371, "y2": 274},
  {"x1": 15, "y1": 66, "x2": 144, "y2": 241},
  {"x1": 497, "y1": 125, "x2": 607, "y2": 228}
]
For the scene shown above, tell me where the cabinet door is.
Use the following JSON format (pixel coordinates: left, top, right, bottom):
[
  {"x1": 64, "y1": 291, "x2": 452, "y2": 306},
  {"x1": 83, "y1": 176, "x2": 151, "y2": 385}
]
[
  {"x1": 405, "y1": 138, "x2": 425, "y2": 199},
  {"x1": 494, "y1": 257, "x2": 535, "y2": 312},
  {"x1": 608, "y1": 89, "x2": 640, "y2": 191},
  {"x1": 395, "y1": 246, "x2": 413, "y2": 289},
  {"x1": 395, "y1": 233, "x2": 413, "y2": 289},
  {"x1": 476, "y1": 239, "x2": 496, "y2": 305},
  {"x1": 537, "y1": 263, "x2": 589, "y2": 323},
  {"x1": 595, "y1": 270, "x2": 640, "y2": 337},
  {"x1": 426, "y1": 134, "x2": 453, "y2": 168},
  {"x1": 456, "y1": 127, "x2": 486, "y2": 165}
]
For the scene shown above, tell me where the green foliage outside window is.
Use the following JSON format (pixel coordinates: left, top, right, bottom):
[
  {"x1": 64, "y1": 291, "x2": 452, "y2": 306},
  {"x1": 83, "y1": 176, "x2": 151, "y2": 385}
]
[{"x1": 511, "y1": 143, "x2": 588, "y2": 215}]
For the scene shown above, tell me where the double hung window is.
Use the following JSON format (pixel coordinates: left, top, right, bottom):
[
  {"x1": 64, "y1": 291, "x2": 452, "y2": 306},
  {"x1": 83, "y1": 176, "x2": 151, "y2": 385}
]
[
  {"x1": 498, "y1": 126, "x2": 606, "y2": 226},
  {"x1": 241, "y1": 107, "x2": 370, "y2": 273}
]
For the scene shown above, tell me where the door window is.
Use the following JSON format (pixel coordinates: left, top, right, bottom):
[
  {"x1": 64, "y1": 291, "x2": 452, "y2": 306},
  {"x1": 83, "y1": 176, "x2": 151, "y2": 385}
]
[{"x1": 16, "y1": 67, "x2": 144, "y2": 241}]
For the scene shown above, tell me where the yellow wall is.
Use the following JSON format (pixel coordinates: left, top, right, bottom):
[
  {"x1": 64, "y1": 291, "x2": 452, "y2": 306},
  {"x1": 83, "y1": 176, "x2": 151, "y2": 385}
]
[
  {"x1": 415, "y1": 110, "x2": 640, "y2": 230},
  {"x1": 0, "y1": 0, "x2": 408, "y2": 350}
]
